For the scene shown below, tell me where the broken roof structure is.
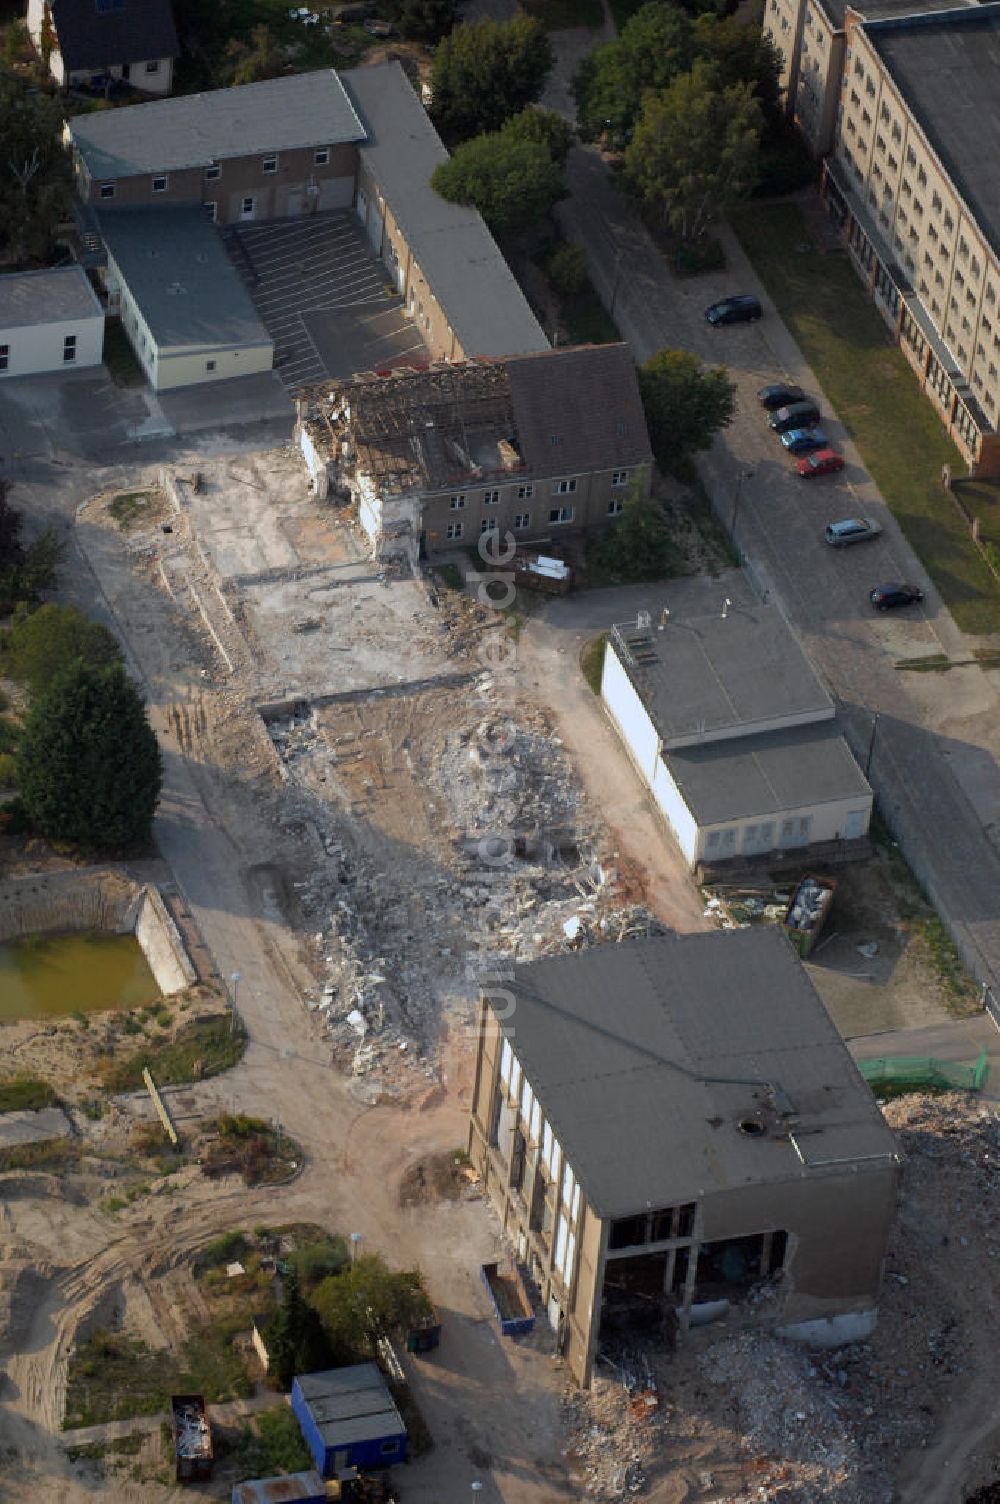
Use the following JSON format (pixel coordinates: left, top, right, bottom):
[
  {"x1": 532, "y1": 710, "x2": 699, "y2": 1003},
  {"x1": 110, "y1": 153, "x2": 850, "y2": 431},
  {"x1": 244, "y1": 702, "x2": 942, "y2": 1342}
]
[{"x1": 313, "y1": 342, "x2": 651, "y2": 496}]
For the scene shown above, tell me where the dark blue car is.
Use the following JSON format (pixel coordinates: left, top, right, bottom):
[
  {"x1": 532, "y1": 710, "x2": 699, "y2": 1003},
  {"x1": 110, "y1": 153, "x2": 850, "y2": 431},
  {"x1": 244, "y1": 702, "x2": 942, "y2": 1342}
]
[{"x1": 780, "y1": 426, "x2": 828, "y2": 455}]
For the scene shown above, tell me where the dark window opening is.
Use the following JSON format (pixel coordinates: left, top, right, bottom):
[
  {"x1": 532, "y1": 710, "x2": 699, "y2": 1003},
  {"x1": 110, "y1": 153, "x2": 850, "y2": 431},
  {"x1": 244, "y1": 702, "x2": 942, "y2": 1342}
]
[
  {"x1": 599, "y1": 1251, "x2": 678, "y2": 1349},
  {"x1": 510, "y1": 1127, "x2": 526, "y2": 1194},
  {"x1": 694, "y1": 1231, "x2": 788, "y2": 1303},
  {"x1": 609, "y1": 1214, "x2": 647, "y2": 1250}
]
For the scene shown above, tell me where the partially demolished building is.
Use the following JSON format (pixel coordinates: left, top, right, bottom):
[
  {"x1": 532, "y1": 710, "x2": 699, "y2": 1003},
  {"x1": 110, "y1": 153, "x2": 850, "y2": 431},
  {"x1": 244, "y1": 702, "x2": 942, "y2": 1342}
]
[
  {"x1": 295, "y1": 342, "x2": 653, "y2": 557},
  {"x1": 468, "y1": 928, "x2": 900, "y2": 1386}
]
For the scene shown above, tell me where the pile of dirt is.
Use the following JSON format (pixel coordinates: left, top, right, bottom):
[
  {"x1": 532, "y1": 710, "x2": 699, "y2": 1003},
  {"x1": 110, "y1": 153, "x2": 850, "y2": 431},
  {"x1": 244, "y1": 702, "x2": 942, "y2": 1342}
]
[{"x1": 398, "y1": 1150, "x2": 477, "y2": 1208}]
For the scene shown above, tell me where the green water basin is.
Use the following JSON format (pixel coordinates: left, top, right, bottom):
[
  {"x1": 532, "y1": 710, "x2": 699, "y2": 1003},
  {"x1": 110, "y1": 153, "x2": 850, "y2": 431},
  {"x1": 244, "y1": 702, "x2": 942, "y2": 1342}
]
[{"x1": 0, "y1": 931, "x2": 160, "y2": 1021}]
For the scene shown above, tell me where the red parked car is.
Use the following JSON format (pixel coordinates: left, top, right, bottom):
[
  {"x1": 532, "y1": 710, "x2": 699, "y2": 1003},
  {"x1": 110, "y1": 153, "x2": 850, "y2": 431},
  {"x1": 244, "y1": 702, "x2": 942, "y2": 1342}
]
[{"x1": 796, "y1": 447, "x2": 845, "y2": 478}]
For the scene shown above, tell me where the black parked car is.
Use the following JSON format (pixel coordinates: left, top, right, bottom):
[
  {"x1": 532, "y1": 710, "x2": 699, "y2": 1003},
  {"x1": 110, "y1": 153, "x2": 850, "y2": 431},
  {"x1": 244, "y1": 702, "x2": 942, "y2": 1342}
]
[
  {"x1": 768, "y1": 400, "x2": 821, "y2": 434},
  {"x1": 758, "y1": 382, "x2": 806, "y2": 410},
  {"x1": 869, "y1": 582, "x2": 923, "y2": 611},
  {"x1": 704, "y1": 295, "x2": 762, "y2": 326}
]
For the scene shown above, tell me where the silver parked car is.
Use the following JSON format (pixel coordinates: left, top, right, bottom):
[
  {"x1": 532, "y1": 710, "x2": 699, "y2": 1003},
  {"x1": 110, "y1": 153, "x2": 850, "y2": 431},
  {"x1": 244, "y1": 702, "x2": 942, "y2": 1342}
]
[{"x1": 824, "y1": 518, "x2": 883, "y2": 547}]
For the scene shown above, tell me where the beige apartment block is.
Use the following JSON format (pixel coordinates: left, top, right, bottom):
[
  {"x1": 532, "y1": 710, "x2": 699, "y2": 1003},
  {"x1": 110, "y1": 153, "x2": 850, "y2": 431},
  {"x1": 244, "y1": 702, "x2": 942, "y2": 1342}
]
[
  {"x1": 468, "y1": 931, "x2": 900, "y2": 1387},
  {"x1": 823, "y1": 6, "x2": 1000, "y2": 473}
]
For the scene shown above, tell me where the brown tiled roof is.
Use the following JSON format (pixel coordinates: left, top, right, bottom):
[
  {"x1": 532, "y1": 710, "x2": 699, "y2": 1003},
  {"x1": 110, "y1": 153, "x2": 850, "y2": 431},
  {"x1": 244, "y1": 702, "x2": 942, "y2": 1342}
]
[
  {"x1": 506, "y1": 343, "x2": 652, "y2": 477},
  {"x1": 52, "y1": 0, "x2": 179, "y2": 72}
]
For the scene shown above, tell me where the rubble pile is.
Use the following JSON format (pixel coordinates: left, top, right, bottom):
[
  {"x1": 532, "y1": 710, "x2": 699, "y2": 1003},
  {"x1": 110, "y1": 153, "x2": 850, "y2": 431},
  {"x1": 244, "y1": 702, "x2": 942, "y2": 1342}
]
[{"x1": 561, "y1": 1093, "x2": 1000, "y2": 1502}]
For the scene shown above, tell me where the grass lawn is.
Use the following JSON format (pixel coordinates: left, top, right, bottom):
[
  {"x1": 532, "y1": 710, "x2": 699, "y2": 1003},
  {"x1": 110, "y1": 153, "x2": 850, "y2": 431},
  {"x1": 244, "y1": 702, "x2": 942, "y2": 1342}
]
[
  {"x1": 0, "y1": 1075, "x2": 56, "y2": 1112},
  {"x1": 561, "y1": 281, "x2": 621, "y2": 345},
  {"x1": 101, "y1": 1016, "x2": 247, "y2": 1094},
  {"x1": 580, "y1": 633, "x2": 607, "y2": 694},
  {"x1": 64, "y1": 1323, "x2": 253, "y2": 1428},
  {"x1": 732, "y1": 202, "x2": 1000, "y2": 636}
]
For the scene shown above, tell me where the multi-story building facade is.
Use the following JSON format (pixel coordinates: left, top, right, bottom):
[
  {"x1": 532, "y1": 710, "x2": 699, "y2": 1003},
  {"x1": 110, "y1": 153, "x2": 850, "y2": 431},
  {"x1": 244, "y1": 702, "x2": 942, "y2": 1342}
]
[
  {"x1": 468, "y1": 931, "x2": 900, "y2": 1387},
  {"x1": 824, "y1": 7, "x2": 1000, "y2": 472},
  {"x1": 296, "y1": 344, "x2": 652, "y2": 556}
]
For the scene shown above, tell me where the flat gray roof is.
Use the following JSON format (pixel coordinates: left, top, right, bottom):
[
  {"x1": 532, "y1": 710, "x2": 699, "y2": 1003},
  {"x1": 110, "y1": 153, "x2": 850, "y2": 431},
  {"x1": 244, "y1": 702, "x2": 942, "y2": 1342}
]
[
  {"x1": 296, "y1": 1364, "x2": 405, "y2": 1447},
  {"x1": 817, "y1": 0, "x2": 974, "y2": 37},
  {"x1": 98, "y1": 207, "x2": 272, "y2": 355},
  {"x1": 497, "y1": 930, "x2": 898, "y2": 1220},
  {"x1": 864, "y1": 5, "x2": 1000, "y2": 265},
  {"x1": 665, "y1": 721, "x2": 871, "y2": 826},
  {"x1": 342, "y1": 61, "x2": 548, "y2": 360},
  {"x1": 611, "y1": 603, "x2": 833, "y2": 749},
  {"x1": 69, "y1": 69, "x2": 365, "y2": 180},
  {"x1": 0, "y1": 266, "x2": 103, "y2": 330}
]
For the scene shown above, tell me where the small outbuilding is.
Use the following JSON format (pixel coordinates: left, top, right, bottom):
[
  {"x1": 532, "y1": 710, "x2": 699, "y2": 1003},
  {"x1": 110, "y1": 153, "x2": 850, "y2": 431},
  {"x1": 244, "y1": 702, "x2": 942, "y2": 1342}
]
[
  {"x1": 232, "y1": 1470, "x2": 325, "y2": 1504},
  {"x1": 601, "y1": 603, "x2": 872, "y2": 869},
  {"x1": 0, "y1": 266, "x2": 104, "y2": 379},
  {"x1": 291, "y1": 1363, "x2": 407, "y2": 1478}
]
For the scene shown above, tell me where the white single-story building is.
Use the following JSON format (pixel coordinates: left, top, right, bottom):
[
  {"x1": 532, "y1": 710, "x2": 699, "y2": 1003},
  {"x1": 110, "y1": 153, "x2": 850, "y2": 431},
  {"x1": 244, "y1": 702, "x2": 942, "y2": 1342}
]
[
  {"x1": 601, "y1": 607, "x2": 872, "y2": 868},
  {"x1": 0, "y1": 266, "x2": 104, "y2": 378},
  {"x1": 97, "y1": 206, "x2": 273, "y2": 391}
]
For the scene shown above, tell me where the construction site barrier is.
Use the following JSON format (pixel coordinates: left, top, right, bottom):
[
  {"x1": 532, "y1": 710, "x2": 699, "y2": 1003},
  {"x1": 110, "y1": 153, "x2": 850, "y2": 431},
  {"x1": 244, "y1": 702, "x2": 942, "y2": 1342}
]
[{"x1": 860, "y1": 1047, "x2": 989, "y2": 1096}]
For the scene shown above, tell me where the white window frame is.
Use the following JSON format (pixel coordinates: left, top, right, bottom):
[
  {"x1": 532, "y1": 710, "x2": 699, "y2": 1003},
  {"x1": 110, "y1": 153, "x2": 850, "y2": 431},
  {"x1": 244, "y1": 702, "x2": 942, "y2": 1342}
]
[
  {"x1": 517, "y1": 483, "x2": 533, "y2": 499},
  {"x1": 151, "y1": 174, "x2": 168, "y2": 193},
  {"x1": 0, "y1": 344, "x2": 8, "y2": 372},
  {"x1": 204, "y1": 163, "x2": 221, "y2": 182},
  {"x1": 551, "y1": 478, "x2": 577, "y2": 495},
  {"x1": 314, "y1": 147, "x2": 330, "y2": 166},
  {"x1": 500, "y1": 1036, "x2": 513, "y2": 1088},
  {"x1": 262, "y1": 155, "x2": 278, "y2": 175},
  {"x1": 549, "y1": 505, "x2": 574, "y2": 524},
  {"x1": 144, "y1": 59, "x2": 160, "y2": 73},
  {"x1": 608, "y1": 498, "x2": 623, "y2": 516},
  {"x1": 63, "y1": 334, "x2": 77, "y2": 364},
  {"x1": 611, "y1": 469, "x2": 629, "y2": 486},
  {"x1": 480, "y1": 518, "x2": 498, "y2": 534},
  {"x1": 446, "y1": 521, "x2": 463, "y2": 540},
  {"x1": 483, "y1": 489, "x2": 500, "y2": 505},
  {"x1": 514, "y1": 512, "x2": 530, "y2": 530},
  {"x1": 449, "y1": 494, "x2": 465, "y2": 510}
]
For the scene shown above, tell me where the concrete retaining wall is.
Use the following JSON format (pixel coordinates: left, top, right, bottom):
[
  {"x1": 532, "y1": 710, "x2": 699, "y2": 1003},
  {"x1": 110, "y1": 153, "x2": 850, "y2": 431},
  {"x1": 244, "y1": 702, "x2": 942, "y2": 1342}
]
[{"x1": 0, "y1": 869, "x2": 195, "y2": 997}]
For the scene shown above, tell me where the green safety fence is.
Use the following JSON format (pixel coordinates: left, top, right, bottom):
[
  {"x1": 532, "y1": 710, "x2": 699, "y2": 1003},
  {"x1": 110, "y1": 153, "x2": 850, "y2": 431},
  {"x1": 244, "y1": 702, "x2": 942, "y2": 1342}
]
[{"x1": 860, "y1": 1047, "x2": 990, "y2": 1095}]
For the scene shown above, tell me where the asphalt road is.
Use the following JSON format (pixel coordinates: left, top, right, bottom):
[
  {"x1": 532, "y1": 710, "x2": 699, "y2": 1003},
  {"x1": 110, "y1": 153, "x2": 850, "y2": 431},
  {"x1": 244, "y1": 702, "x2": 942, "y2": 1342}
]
[{"x1": 559, "y1": 144, "x2": 1000, "y2": 1000}]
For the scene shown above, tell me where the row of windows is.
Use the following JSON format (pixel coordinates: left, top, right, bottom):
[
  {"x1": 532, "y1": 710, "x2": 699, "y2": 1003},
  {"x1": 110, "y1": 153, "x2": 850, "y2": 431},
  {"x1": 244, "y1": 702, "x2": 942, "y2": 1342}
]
[
  {"x1": 0, "y1": 335, "x2": 76, "y2": 372},
  {"x1": 444, "y1": 498, "x2": 625, "y2": 540},
  {"x1": 447, "y1": 472, "x2": 629, "y2": 511},
  {"x1": 96, "y1": 147, "x2": 333, "y2": 200}
]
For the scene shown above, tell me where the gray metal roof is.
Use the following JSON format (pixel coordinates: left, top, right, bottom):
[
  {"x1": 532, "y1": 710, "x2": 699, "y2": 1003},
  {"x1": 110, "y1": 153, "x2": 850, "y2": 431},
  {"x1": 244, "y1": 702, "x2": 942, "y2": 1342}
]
[
  {"x1": 341, "y1": 61, "x2": 548, "y2": 359},
  {"x1": 69, "y1": 69, "x2": 365, "y2": 180},
  {"x1": 496, "y1": 930, "x2": 897, "y2": 1221},
  {"x1": 611, "y1": 603, "x2": 833, "y2": 749},
  {"x1": 863, "y1": 5, "x2": 1000, "y2": 267},
  {"x1": 814, "y1": 0, "x2": 974, "y2": 37},
  {"x1": 98, "y1": 206, "x2": 272, "y2": 355},
  {"x1": 295, "y1": 1364, "x2": 405, "y2": 1448},
  {"x1": 0, "y1": 265, "x2": 104, "y2": 330},
  {"x1": 664, "y1": 721, "x2": 871, "y2": 826}
]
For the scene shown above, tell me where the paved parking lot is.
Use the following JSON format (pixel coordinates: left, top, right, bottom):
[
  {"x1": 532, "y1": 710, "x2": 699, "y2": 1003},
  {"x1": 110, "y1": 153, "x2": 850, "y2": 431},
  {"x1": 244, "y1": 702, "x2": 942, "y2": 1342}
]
[{"x1": 224, "y1": 211, "x2": 428, "y2": 389}]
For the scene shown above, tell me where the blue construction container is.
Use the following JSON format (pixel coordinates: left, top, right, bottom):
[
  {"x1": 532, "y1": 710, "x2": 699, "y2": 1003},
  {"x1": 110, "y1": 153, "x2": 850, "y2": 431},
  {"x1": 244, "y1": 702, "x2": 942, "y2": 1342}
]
[
  {"x1": 290, "y1": 1363, "x2": 408, "y2": 1477},
  {"x1": 232, "y1": 1471, "x2": 325, "y2": 1504}
]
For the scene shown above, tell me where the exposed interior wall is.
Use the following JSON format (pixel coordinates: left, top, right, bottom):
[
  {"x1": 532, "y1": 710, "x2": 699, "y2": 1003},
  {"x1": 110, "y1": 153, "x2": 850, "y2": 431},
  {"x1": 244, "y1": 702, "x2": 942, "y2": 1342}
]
[{"x1": 0, "y1": 870, "x2": 196, "y2": 997}]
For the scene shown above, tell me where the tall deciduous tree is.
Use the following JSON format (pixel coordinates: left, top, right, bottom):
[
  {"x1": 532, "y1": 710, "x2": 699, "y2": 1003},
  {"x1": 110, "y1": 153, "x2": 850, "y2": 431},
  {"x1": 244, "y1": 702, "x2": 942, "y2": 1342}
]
[
  {"x1": 390, "y1": 0, "x2": 457, "y2": 43},
  {"x1": 1, "y1": 603, "x2": 121, "y2": 697},
  {"x1": 694, "y1": 15, "x2": 783, "y2": 134},
  {"x1": 432, "y1": 133, "x2": 564, "y2": 237},
  {"x1": 500, "y1": 105, "x2": 574, "y2": 166},
  {"x1": 585, "y1": 476, "x2": 678, "y2": 583},
  {"x1": 624, "y1": 61, "x2": 762, "y2": 241},
  {"x1": 639, "y1": 347, "x2": 736, "y2": 468},
  {"x1": 430, "y1": 15, "x2": 553, "y2": 144},
  {"x1": 0, "y1": 70, "x2": 71, "y2": 266},
  {"x1": 17, "y1": 662, "x2": 162, "y2": 851},
  {"x1": 572, "y1": 2, "x2": 695, "y2": 143}
]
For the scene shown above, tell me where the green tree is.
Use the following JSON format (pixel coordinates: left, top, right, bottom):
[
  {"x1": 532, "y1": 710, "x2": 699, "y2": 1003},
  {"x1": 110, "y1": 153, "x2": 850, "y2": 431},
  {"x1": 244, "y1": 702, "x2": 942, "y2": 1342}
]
[
  {"x1": 223, "y1": 24, "x2": 283, "y2": 87},
  {"x1": 312, "y1": 1255, "x2": 429, "y2": 1360},
  {"x1": 268, "y1": 1265, "x2": 332, "y2": 1389},
  {"x1": 2, "y1": 20, "x2": 35, "y2": 68},
  {"x1": 17, "y1": 662, "x2": 162, "y2": 851},
  {"x1": 430, "y1": 15, "x2": 553, "y2": 144},
  {"x1": 545, "y1": 240, "x2": 588, "y2": 297},
  {"x1": 391, "y1": 0, "x2": 457, "y2": 42},
  {"x1": 2, "y1": 603, "x2": 121, "y2": 697},
  {"x1": 0, "y1": 71, "x2": 71, "y2": 266},
  {"x1": 432, "y1": 133, "x2": 564, "y2": 238},
  {"x1": 694, "y1": 15, "x2": 783, "y2": 134},
  {"x1": 586, "y1": 477, "x2": 677, "y2": 583},
  {"x1": 624, "y1": 61, "x2": 762, "y2": 240},
  {"x1": 639, "y1": 347, "x2": 736, "y2": 468},
  {"x1": 500, "y1": 105, "x2": 574, "y2": 166},
  {"x1": 572, "y1": 2, "x2": 695, "y2": 143}
]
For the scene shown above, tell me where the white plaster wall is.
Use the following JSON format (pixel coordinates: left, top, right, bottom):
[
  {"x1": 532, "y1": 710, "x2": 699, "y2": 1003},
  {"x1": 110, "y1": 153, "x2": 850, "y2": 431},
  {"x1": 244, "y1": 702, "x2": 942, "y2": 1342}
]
[
  {"x1": 154, "y1": 341, "x2": 273, "y2": 391},
  {"x1": 0, "y1": 313, "x2": 103, "y2": 378},
  {"x1": 601, "y1": 644, "x2": 659, "y2": 782},
  {"x1": 650, "y1": 756, "x2": 699, "y2": 865},
  {"x1": 134, "y1": 886, "x2": 196, "y2": 995},
  {"x1": 358, "y1": 485, "x2": 382, "y2": 545},
  {"x1": 696, "y1": 792, "x2": 872, "y2": 864}
]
